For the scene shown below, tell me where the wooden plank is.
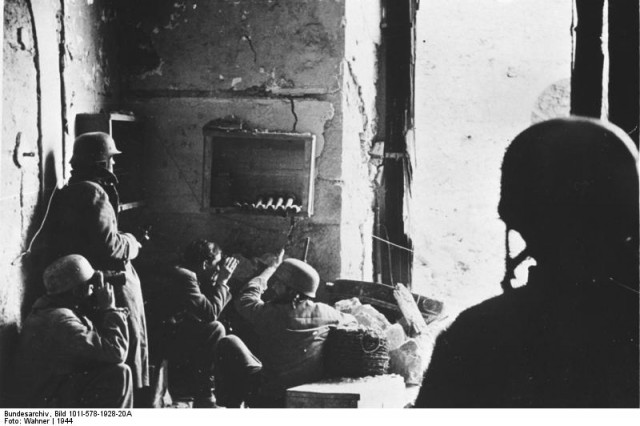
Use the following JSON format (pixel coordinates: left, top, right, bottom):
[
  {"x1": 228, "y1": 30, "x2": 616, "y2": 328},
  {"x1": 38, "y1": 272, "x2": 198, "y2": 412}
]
[{"x1": 286, "y1": 375, "x2": 406, "y2": 408}]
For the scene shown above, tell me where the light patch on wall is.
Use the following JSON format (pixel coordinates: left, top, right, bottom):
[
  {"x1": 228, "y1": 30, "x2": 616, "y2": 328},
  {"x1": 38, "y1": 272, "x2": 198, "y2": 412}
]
[
  {"x1": 137, "y1": 59, "x2": 165, "y2": 80},
  {"x1": 411, "y1": 0, "x2": 573, "y2": 317},
  {"x1": 531, "y1": 78, "x2": 571, "y2": 123},
  {"x1": 231, "y1": 77, "x2": 243, "y2": 89}
]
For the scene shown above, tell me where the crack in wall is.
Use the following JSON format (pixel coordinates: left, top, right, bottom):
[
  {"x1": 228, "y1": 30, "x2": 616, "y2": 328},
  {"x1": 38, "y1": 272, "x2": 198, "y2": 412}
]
[
  {"x1": 289, "y1": 97, "x2": 298, "y2": 132},
  {"x1": 243, "y1": 33, "x2": 258, "y2": 63},
  {"x1": 57, "y1": 0, "x2": 68, "y2": 178},
  {"x1": 346, "y1": 59, "x2": 370, "y2": 137},
  {"x1": 25, "y1": 0, "x2": 44, "y2": 202},
  {"x1": 19, "y1": 172, "x2": 25, "y2": 250}
]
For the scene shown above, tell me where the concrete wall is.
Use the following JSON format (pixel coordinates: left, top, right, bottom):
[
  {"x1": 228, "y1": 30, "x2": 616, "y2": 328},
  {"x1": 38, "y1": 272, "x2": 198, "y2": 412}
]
[
  {"x1": 121, "y1": 0, "x2": 380, "y2": 283},
  {"x1": 0, "y1": 1, "x2": 382, "y2": 400},
  {"x1": 411, "y1": 0, "x2": 573, "y2": 316},
  {"x1": 341, "y1": 0, "x2": 381, "y2": 280},
  {"x1": 0, "y1": 0, "x2": 122, "y2": 401}
]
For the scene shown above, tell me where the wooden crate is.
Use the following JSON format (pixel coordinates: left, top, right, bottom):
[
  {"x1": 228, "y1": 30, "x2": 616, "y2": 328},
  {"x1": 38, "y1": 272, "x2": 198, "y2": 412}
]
[{"x1": 285, "y1": 375, "x2": 406, "y2": 408}]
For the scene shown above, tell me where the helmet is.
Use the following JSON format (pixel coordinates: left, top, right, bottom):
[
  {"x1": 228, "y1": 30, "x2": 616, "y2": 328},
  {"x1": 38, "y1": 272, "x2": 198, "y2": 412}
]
[
  {"x1": 499, "y1": 116, "x2": 638, "y2": 240},
  {"x1": 269, "y1": 258, "x2": 320, "y2": 298},
  {"x1": 43, "y1": 255, "x2": 95, "y2": 295},
  {"x1": 70, "y1": 132, "x2": 121, "y2": 168}
]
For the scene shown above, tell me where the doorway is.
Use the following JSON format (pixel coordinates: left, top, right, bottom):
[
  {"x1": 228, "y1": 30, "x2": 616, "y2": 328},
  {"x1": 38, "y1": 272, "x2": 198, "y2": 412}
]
[{"x1": 409, "y1": 0, "x2": 573, "y2": 317}]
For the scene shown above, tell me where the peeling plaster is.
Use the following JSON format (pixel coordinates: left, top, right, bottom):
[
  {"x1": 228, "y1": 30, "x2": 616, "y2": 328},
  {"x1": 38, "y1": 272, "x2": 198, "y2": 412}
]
[
  {"x1": 164, "y1": 1, "x2": 189, "y2": 30},
  {"x1": 346, "y1": 60, "x2": 369, "y2": 130},
  {"x1": 231, "y1": 77, "x2": 243, "y2": 89},
  {"x1": 124, "y1": 0, "x2": 342, "y2": 93}
]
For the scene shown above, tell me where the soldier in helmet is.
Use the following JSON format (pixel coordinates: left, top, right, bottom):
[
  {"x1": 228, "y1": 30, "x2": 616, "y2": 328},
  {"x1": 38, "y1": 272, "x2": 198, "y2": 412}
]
[
  {"x1": 414, "y1": 117, "x2": 639, "y2": 408},
  {"x1": 14, "y1": 255, "x2": 132, "y2": 408},
  {"x1": 39, "y1": 132, "x2": 149, "y2": 403},
  {"x1": 213, "y1": 250, "x2": 356, "y2": 408}
]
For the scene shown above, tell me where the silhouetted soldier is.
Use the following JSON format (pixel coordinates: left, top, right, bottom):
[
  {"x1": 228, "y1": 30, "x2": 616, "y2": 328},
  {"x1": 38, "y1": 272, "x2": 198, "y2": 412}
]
[{"x1": 415, "y1": 117, "x2": 639, "y2": 408}]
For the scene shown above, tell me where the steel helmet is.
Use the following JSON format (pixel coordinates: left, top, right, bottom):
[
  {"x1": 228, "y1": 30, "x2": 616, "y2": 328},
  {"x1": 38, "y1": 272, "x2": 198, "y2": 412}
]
[
  {"x1": 70, "y1": 132, "x2": 122, "y2": 168},
  {"x1": 499, "y1": 116, "x2": 638, "y2": 241},
  {"x1": 43, "y1": 255, "x2": 95, "y2": 295},
  {"x1": 270, "y1": 258, "x2": 320, "y2": 298}
]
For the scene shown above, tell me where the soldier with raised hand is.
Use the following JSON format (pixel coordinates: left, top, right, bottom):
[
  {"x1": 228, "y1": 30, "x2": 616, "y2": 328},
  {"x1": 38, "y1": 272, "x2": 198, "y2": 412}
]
[
  {"x1": 148, "y1": 239, "x2": 239, "y2": 407},
  {"x1": 215, "y1": 249, "x2": 356, "y2": 408}
]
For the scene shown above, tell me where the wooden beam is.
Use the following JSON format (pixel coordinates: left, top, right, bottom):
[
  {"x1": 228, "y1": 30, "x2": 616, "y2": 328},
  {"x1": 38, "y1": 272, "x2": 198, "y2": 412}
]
[{"x1": 571, "y1": 0, "x2": 605, "y2": 118}]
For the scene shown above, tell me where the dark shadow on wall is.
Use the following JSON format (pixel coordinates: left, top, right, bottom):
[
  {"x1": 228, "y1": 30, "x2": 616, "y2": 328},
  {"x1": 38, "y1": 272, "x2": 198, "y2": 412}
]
[
  {"x1": 111, "y1": 0, "x2": 163, "y2": 80},
  {"x1": 0, "y1": 323, "x2": 19, "y2": 407}
]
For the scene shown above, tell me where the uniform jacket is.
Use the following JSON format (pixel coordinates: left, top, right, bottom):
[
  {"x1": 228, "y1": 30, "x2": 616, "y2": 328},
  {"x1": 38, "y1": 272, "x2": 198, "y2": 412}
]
[
  {"x1": 153, "y1": 266, "x2": 232, "y2": 324},
  {"x1": 235, "y1": 276, "x2": 356, "y2": 399},
  {"x1": 415, "y1": 267, "x2": 639, "y2": 408},
  {"x1": 14, "y1": 295, "x2": 129, "y2": 407},
  {"x1": 41, "y1": 174, "x2": 148, "y2": 388}
]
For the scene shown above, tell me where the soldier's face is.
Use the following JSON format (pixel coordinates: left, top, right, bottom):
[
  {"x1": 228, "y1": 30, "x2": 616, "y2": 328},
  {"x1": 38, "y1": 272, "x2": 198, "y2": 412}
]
[
  {"x1": 106, "y1": 157, "x2": 115, "y2": 173},
  {"x1": 202, "y1": 253, "x2": 222, "y2": 274},
  {"x1": 72, "y1": 279, "x2": 93, "y2": 300}
]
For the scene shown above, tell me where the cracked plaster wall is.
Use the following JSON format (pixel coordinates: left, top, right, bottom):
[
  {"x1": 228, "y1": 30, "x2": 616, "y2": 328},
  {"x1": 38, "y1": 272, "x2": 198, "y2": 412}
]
[
  {"x1": 119, "y1": 0, "x2": 343, "y2": 95},
  {"x1": 340, "y1": 0, "x2": 381, "y2": 281},
  {"x1": 1, "y1": 0, "x2": 121, "y2": 401},
  {"x1": 122, "y1": 0, "x2": 380, "y2": 283}
]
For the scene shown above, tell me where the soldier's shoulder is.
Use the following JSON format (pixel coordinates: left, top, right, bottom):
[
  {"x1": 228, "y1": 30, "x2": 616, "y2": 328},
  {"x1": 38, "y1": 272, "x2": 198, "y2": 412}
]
[
  {"x1": 64, "y1": 180, "x2": 104, "y2": 195},
  {"x1": 61, "y1": 180, "x2": 107, "y2": 203}
]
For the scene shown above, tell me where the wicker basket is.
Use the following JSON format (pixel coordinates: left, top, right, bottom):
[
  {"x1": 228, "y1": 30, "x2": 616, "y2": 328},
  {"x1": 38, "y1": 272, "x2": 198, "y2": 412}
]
[{"x1": 325, "y1": 326, "x2": 390, "y2": 377}]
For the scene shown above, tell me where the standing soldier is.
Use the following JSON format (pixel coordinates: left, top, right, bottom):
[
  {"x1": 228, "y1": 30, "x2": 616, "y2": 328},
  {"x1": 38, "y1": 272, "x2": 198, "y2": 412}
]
[{"x1": 40, "y1": 132, "x2": 148, "y2": 403}]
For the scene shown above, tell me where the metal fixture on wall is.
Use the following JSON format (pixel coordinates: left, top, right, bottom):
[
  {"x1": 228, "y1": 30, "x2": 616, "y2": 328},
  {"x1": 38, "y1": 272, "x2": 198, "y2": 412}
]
[
  {"x1": 202, "y1": 124, "x2": 316, "y2": 217},
  {"x1": 233, "y1": 195, "x2": 303, "y2": 216}
]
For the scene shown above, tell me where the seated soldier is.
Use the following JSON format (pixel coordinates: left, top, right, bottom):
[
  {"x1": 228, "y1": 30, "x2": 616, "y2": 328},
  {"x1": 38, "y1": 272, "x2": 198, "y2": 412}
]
[
  {"x1": 215, "y1": 251, "x2": 357, "y2": 408},
  {"x1": 415, "y1": 117, "x2": 639, "y2": 408},
  {"x1": 149, "y1": 239, "x2": 238, "y2": 408},
  {"x1": 14, "y1": 255, "x2": 132, "y2": 408}
]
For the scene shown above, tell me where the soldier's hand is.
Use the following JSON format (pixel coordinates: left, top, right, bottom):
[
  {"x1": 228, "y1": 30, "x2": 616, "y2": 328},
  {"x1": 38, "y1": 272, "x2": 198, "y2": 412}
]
[
  {"x1": 274, "y1": 248, "x2": 285, "y2": 266},
  {"x1": 94, "y1": 272, "x2": 116, "y2": 310},
  {"x1": 218, "y1": 256, "x2": 239, "y2": 281},
  {"x1": 124, "y1": 233, "x2": 142, "y2": 259},
  {"x1": 260, "y1": 249, "x2": 285, "y2": 269}
]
